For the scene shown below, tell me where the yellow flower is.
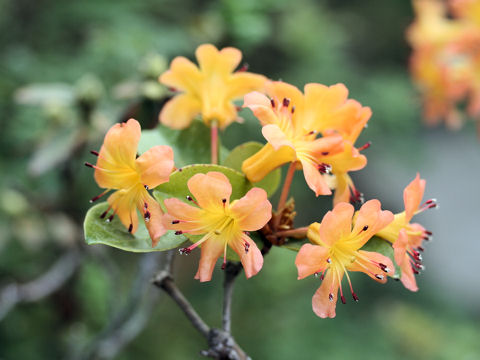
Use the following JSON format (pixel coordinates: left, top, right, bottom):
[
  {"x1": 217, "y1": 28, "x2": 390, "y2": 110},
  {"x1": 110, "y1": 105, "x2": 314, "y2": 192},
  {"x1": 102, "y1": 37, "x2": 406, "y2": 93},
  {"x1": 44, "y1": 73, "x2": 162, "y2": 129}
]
[
  {"x1": 86, "y1": 119, "x2": 174, "y2": 246},
  {"x1": 163, "y1": 172, "x2": 272, "y2": 282},
  {"x1": 159, "y1": 44, "x2": 266, "y2": 129}
]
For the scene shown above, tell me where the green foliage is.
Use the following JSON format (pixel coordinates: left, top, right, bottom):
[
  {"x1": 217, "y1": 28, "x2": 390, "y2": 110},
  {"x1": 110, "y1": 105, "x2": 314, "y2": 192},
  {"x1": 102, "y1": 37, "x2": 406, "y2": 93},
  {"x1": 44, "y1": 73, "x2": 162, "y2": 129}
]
[
  {"x1": 361, "y1": 236, "x2": 401, "y2": 279},
  {"x1": 84, "y1": 202, "x2": 186, "y2": 252},
  {"x1": 223, "y1": 141, "x2": 281, "y2": 197},
  {"x1": 138, "y1": 120, "x2": 230, "y2": 167}
]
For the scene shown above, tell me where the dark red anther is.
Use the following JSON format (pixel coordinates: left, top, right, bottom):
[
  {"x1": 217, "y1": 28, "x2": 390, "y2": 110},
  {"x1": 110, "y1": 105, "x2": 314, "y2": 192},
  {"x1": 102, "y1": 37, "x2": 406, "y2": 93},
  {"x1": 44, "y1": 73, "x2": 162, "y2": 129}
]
[
  {"x1": 100, "y1": 211, "x2": 108, "y2": 219},
  {"x1": 291, "y1": 105, "x2": 296, "y2": 114},
  {"x1": 175, "y1": 230, "x2": 183, "y2": 235},
  {"x1": 179, "y1": 247, "x2": 191, "y2": 255},
  {"x1": 128, "y1": 224, "x2": 133, "y2": 233},
  {"x1": 414, "y1": 263, "x2": 423, "y2": 269},
  {"x1": 425, "y1": 230, "x2": 433, "y2": 236},
  {"x1": 222, "y1": 198, "x2": 227, "y2": 204},
  {"x1": 425, "y1": 199, "x2": 435, "y2": 205},
  {"x1": 282, "y1": 98, "x2": 290, "y2": 107},
  {"x1": 320, "y1": 273, "x2": 325, "y2": 280},
  {"x1": 144, "y1": 202, "x2": 148, "y2": 210},
  {"x1": 90, "y1": 193, "x2": 105, "y2": 203},
  {"x1": 375, "y1": 274, "x2": 384, "y2": 280},
  {"x1": 237, "y1": 63, "x2": 249, "y2": 72},
  {"x1": 221, "y1": 263, "x2": 227, "y2": 270},
  {"x1": 144, "y1": 211, "x2": 151, "y2": 221},
  {"x1": 412, "y1": 268, "x2": 419, "y2": 275},
  {"x1": 317, "y1": 163, "x2": 331, "y2": 174},
  {"x1": 84, "y1": 162, "x2": 95, "y2": 168},
  {"x1": 270, "y1": 99, "x2": 276, "y2": 108},
  {"x1": 362, "y1": 225, "x2": 369, "y2": 231},
  {"x1": 417, "y1": 246, "x2": 424, "y2": 252},
  {"x1": 341, "y1": 295, "x2": 346, "y2": 304},
  {"x1": 186, "y1": 196, "x2": 193, "y2": 201},
  {"x1": 428, "y1": 203, "x2": 437, "y2": 209},
  {"x1": 168, "y1": 87, "x2": 178, "y2": 92},
  {"x1": 321, "y1": 151, "x2": 329, "y2": 156},
  {"x1": 172, "y1": 220, "x2": 180, "y2": 224},
  {"x1": 358, "y1": 141, "x2": 371, "y2": 151},
  {"x1": 352, "y1": 292, "x2": 359, "y2": 302},
  {"x1": 144, "y1": 185, "x2": 149, "y2": 190},
  {"x1": 90, "y1": 150, "x2": 99, "y2": 156},
  {"x1": 328, "y1": 293, "x2": 334, "y2": 301},
  {"x1": 178, "y1": 168, "x2": 183, "y2": 172},
  {"x1": 107, "y1": 214, "x2": 114, "y2": 223}
]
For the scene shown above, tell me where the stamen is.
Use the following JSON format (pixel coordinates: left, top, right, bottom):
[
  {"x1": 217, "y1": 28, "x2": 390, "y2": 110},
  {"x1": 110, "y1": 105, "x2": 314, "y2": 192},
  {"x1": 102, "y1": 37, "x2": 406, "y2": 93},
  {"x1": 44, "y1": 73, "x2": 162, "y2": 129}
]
[
  {"x1": 144, "y1": 202, "x2": 148, "y2": 210},
  {"x1": 270, "y1": 99, "x2": 276, "y2": 108},
  {"x1": 107, "y1": 214, "x2": 114, "y2": 223},
  {"x1": 168, "y1": 87, "x2": 177, "y2": 92},
  {"x1": 425, "y1": 230, "x2": 433, "y2": 236},
  {"x1": 186, "y1": 195, "x2": 199, "y2": 206},
  {"x1": 172, "y1": 220, "x2": 180, "y2": 224},
  {"x1": 378, "y1": 263, "x2": 390, "y2": 273},
  {"x1": 144, "y1": 211, "x2": 151, "y2": 222},
  {"x1": 352, "y1": 292, "x2": 359, "y2": 302},
  {"x1": 375, "y1": 274, "x2": 384, "y2": 280},
  {"x1": 175, "y1": 230, "x2": 183, "y2": 235},
  {"x1": 321, "y1": 151, "x2": 329, "y2": 156},
  {"x1": 237, "y1": 63, "x2": 249, "y2": 72},
  {"x1": 244, "y1": 240, "x2": 250, "y2": 254},
  {"x1": 84, "y1": 162, "x2": 95, "y2": 169},
  {"x1": 179, "y1": 247, "x2": 191, "y2": 255},
  {"x1": 291, "y1": 105, "x2": 295, "y2": 114},
  {"x1": 326, "y1": 258, "x2": 331, "y2": 264},
  {"x1": 317, "y1": 163, "x2": 332, "y2": 174},
  {"x1": 362, "y1": 225, "x2": 369, "y2": 232},
  {"x1": 89, "y1": 189, "x2": 109, "y2": 203},
  {"x1": 417, "y1": 246, "x2": 424, "y2": 252},
  {"x1": 90, "y1": 150, "x2": 99, "y2": 156},
  {"x1": 328, "y1": 293, "x2": 334, "y2": 302},
  {"x1": 144, "y1": 185, "x2": 149, "y2": 190},
  {"x1": 358, "y1": 141, "x2": 371, "y2": 151},
  {"x1": 341, "y1": 295, "x2": 346, "y2": 304},
  {"x1": 282, "y1": 98, "x2": 290, "y2": 107},
  {"x1": 128, "y1": 224, "x2": 133, "y2": 233},
  {"x1": 100, "y1": 210, "x2": 109, "y2": 219}
]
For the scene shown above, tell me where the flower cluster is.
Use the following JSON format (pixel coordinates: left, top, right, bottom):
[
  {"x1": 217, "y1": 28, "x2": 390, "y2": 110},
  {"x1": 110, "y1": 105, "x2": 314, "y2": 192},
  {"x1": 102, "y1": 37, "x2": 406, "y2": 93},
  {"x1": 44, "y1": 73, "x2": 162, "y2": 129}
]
[
  {"x1": 85, "y1": 43, "x2": 436, "y2": 319},
  {"x1": 408, "y1": 0, "x2": 480, "y2": 135}
]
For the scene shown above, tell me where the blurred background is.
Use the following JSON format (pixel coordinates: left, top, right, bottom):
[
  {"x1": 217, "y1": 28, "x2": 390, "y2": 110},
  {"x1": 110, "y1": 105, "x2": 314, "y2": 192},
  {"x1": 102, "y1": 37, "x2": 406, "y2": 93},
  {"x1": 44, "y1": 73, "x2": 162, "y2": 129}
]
[{"x1": 0, "y1": 0, "x2": 479, "y2": 359}]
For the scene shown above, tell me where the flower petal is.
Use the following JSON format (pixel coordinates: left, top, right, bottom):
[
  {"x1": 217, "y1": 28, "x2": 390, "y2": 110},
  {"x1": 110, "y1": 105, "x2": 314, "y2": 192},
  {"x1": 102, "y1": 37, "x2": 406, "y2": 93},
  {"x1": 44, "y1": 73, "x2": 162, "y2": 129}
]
[
  {"x1": 332, "y1": 173, "x2": 351, "y2": 206},
  {"x1": 230, "y1": 188, "x2": 272, "y2": 231},
  {"x1": 267, "y1": 81, "x2": 304, "y2": 112},
  {"x1": 243, "y1": 91, "x2": 278, "y2": 126},
  {"x1": 159, "y1": 93, "x2": 201, "y2": 130},
  {"x1": 403, "y1": 173, "x2": 426, "y2": 222},
  {"x1": 136, "y1": 145, "x2": 174, "y2": 188},
  {"x1": 399, "y1": 258, "x2": 419, "y2": 292},
  {"x1": 317, "y1": 202, "x2": 354, "y2": 246},
  {"x1": 295, "y1": 243, "x2": 330, "y2": 280},
  {"x1": 262, "y1": 124, "x2": 295, "y2": 150},
  {"x1": 194, "y1": 238, "x2": 225, "y2": 282},
  {"x1": 230, "y1": 234, "x2": 263, "y2": 279},
  {"x1": 163, "y1": 198, "x2": 206, "y2": 235},
  {"x1": 300, "y1": 159, "x2": 332, "y2": 196},
  {"x1": 312, "y1": 270, "x2": 340, "y2": 318},
  {"x1": 159, "y1": 56, "x2": 202, "y2": 94},
  {"x1": 106, "y1": 188, "x2": 140, "y2": 234},
  {"x1": 187, "y1": 172, "x2": 232, "y2": 212},
  {"x1": 349, "y1": 250, "x2": 394, "y2": 283},
  {"x1": 393, "y1": 228, "x2": 409, "y2": 266},
  {"x1": 351, "y1": 200, "x2": 394, "y2": 248},
  {"x1": 227, "y1": 73, "x2": 266, "y2": 99},
  {"x1": 242, "y1": 143, "x2": 295, "y2": 183},
  {"x1": 196, "y1": 44, "x2": 241, "y2": 75},
  {"x1": 139, "y1": 193, "x2": 166, "y2": 246},
  {"x1": 95, "y1": 119, "x2": 141, "y2": 189}
]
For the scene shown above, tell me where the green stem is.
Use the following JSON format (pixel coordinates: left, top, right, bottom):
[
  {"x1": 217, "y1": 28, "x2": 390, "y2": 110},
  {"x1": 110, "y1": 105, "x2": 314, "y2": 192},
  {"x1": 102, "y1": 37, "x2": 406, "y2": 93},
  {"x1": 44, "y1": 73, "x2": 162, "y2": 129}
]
[{"x1": 210, "y1": 121, "x2": 219, "y2": 165}]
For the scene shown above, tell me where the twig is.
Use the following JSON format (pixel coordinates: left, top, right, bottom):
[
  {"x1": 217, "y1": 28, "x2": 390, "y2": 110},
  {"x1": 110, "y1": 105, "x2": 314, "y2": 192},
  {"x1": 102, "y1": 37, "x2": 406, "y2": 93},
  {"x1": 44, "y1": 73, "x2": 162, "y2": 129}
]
[
  {"x1": 0, "y1": 249, "x2": 82, "y2": 322},
  {"x1": 222, "y1": 262, "x2": 242, "y2": 333},
  {"x1": 274, "y1": 226, "x2": 308, "y2": 239}
]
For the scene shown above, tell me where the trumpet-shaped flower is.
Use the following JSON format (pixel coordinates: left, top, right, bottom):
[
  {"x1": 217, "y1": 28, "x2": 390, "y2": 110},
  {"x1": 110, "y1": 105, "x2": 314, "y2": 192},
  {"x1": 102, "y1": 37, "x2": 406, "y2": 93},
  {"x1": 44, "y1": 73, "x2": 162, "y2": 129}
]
[
  {"x1": 163, "y1": 172, "x2": 272, "y2": 282},
  {"x1": 375, "y1": 174, "x2": 436, "y2": 291},
  {"x1": 86, "y1": 119, "x2": 174, "y2": 246},
  {"x1": 159, "y1": 43, "x2": 266, "y2": 129},
  {"x1": 295, "y1": 200, "x2": 394, "y2": 318},
  {"x1": 242, "y1": 81, "x2": 370, "y2": 200}
]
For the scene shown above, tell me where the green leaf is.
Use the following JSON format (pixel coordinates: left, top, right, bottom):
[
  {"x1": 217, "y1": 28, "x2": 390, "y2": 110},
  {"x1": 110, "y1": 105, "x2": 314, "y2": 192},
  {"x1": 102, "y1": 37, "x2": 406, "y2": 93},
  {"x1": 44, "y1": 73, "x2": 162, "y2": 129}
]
[
  {"x1": 138, "y1": 120, "x2": 229, "y2": 167},
  {"x1": 84, "y1": 202, "x2": 186, "y2": 252},
  {"x1": 153, "y1": 164, "x2": 251, "y2": 202},
  {"x1": 222, "y1": 141, "x2": 281, "y2": 197},
  {"x1": 361, "y1": 236, "x2": 401, "y2": 279}
]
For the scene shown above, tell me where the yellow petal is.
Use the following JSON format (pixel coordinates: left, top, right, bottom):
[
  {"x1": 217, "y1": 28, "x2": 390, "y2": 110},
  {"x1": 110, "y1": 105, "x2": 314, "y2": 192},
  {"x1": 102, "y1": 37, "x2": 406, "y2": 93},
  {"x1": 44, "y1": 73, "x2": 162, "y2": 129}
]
[
  {"x1": 227, "y1": 72, "x2": 267, "y2": 99},
  {"x1": 196, "y1": 44, "x2": 241, "y2": 76},
  {"x1": 159, "y1": 56, "x2": 202, "y2": 94},
  {"x1": 159, "y1": 93, "x2": 201, "y2": 129},
  {"x1": 106, "y1": 187, "x2": 140, "y2": 233}
]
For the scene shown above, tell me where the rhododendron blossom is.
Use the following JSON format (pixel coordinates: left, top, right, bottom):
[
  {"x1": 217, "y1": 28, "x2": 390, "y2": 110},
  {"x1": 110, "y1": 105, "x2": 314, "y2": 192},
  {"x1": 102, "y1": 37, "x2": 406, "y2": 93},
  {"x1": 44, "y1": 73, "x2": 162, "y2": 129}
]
[
  {"x1": 295, "y1": 200, "x2": 394, "y2": 318},
  {"x1": 163, "y1": 172, "x2": 272, "y2": 282},
  {"x1": 86, "y1": 119, "x2": 174, "y2": 246}
]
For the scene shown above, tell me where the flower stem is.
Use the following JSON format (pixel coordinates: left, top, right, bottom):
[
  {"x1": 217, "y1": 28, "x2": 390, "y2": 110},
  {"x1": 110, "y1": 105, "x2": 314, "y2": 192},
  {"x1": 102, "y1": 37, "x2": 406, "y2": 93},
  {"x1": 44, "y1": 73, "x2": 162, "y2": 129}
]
[
  {"x1": 275, "y1": 226, "x2": 308, "y2": 239},
  {"x1": 211, "y1": 121, "x2": 219, "y2": 164},
  {"x1": 273, "y1": 162, "x2": 296, "y2": 229}
]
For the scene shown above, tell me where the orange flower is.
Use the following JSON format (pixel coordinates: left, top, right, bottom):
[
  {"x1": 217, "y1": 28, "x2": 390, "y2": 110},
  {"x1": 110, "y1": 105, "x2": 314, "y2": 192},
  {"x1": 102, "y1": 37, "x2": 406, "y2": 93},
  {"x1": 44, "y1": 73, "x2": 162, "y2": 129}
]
[
  {"x1": 86, "y1": 119, "x2": 174, "y2": 246},
  {"x1": 163, "y1": 172, "x2": 272, "y2": 282},
  {"x1": 159, "y1": 44, "x2": 266, "y2": 129},
  {"x1": 241, "y1": 81, "x2": 370, "y2": 201},
  {"x1": 295, "y1": 200, "x2": 394, "y2": 318},
  {"x1": 376, "y1": 174, "x2": 436, "y2": 291}
]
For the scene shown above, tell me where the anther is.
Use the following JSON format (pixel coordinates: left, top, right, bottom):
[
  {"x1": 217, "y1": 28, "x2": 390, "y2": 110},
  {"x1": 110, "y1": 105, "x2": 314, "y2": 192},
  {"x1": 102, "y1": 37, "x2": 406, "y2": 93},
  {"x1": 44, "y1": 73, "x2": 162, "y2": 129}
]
[
  {"x1": 375, "y1": 274, "x2": 384, "y2": 280},
  {"x1": 317, "y1": 163, "x2": 332, "y2": 174},
  {"x1": 144, "y1": 185, "x2": 149, "y2": 190},
  {"x1": 321, "y1": 151, "x2": 329, "y2": 156},
  {"x1": 222, "y1": 198, "x2": 227, "y2": 204},
  {"x1": 144, "y1": 202, "x2": 148, "y2": 210},
  {"x1": 341, "y1": 295, "x2": 346, "y2": 304},
  {"x1": 144, "y1": 211, "x2": 151, "y2": 222},
  {"x1": 100, "y1": 211, "x2": 108, "y2": 219},
  {"x1": 320, "y1": 273, "x2": 325, "y2": 280},
  {"x1": 175, "y1": 230, "x2": 183, "y2": 235},
  {"x1": 362, "y1": 225, "x2": 369, "y2": 231},
  {"x1": 90, "y1": 150, "x2": 99, "y2": 156},
  {"x1": 379, "y1": 263, "x2": 389, "y2": 273},
  {"x1": 328, "y1": 293, "x2": 334, "y2": 302},
  {"x1": 270, "y1": 99, "x2": 276, "y2": 108},
  {"x1": 412, "y1": 268, "x2": 419, "y2": 275},
  {"x1": 326, "y1": 258, "x2": 331, "y2": 263},
  {"x1": 352, "y1": 292, "x2": 359, "y2": 302},
  {"x1": 107, "y1": 214, "x2": 114, "y2": 223},
  {"x1": 179, "y1": 247, "x2": 191, "y2": 255},
  {"x1": 417, "y1": 246, "x2": 424, "y2": 252},
  {"x1": 425, "y1": 230, "x2": 433, "y2": 236},
  {"x1": 414, "y1": 263, "x2": 424, "y2": 270},
  {"x1": 237, "y1": 63, "x2": 249, "y2": 72},
  {"x1": 214, "y1": 230, "x2": 221, "y2": 235},
  {"x1": 128, "y1": 224, "x2": 133, "y2": 233},
  {"x1": 221, "y1": 263, "x2": 227, "y2": 270},
  {"x1": 291, "y1": 105, "x2": 295, "y2": 114},
  {"x1": 89, "y1": 193, "x2": 106, "y2": 203},
  {"x1": 84, "y1": 162, "x2": 95, "y2": 168},
  {"x1": 168, "y1": 87, "x2": 177, "y2": 92},
  {"x1": 172, "y1": 220, "x2": 180, "y2": 224},
  {"x1": 282, "y1": 98, "x2": 290, "y2": 107},
  {"x1": 358, "y1": 141, "x2": 371, "y2": 151}
]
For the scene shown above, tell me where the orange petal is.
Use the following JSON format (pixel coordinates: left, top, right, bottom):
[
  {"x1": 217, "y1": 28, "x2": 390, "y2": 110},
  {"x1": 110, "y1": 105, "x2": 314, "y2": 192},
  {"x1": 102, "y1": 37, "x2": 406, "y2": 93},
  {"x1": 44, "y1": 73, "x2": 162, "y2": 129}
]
[
  {"x1": 187, "y1": 172, "x2": 232, "y2": 212},
  {"x1": 267, "y1": 81, "x2": 304, "y2": 111},
  {"x1": 139, "y1": 193, "x2": 166, "y2": 246},
  {"x1": 227, "y1": 73, "x2": 267, "y2": 99},
  {"x1": 399, "y1": 258, "x2": 419, "y2": 292},
  {"x1": 136, "y1": 145, "x2": 174, "y2": 188},
  {"x1": 230, "y1": 234, "x2": 263, "y2": 279},
  {"x1": 408, "y1": 223, "x2": 426, "y2": 248},
  {"x1": 262, "y1": 124, "x2": 295, "y2": 150},
  {"x1": 159, "y1": 93, "x2": 201, "y2": 130},
  {"x1": 106, "y1": 188, "x2": 140, "y2": 234},
  {"x1": 196, "y1": 44, "x2": 241, "y2": 75},
  {"x1": 163, "y1": 198, "x2": 206, "y2": 235},
  {"x1": 403, "y1": 173, "x2": 426, "y2": 222},
  {"x1": 351, "y1": 200, "x2": 394, "y2": 248},
  {"x1": 295, "y1": 243, "x2": 329, "y2": 279},
  {"x1": 332, "y1": 173, "x2": 351, "y2": 206},
  {"x1": 312, "y1": 270, "x2": 339, "y2": 318},
  {"x1": 242, "y1": 143, "x2": 296, "y2": 183},
  {"x1": 349, "y1": 250, "x2": 394, "y2": 283},
  {"x1": 328, "y1": 142, "x2": 367, "y2": 174},
  {"x1": 230, "y1": 188, "x2": 272, "y2": 231},
  {"x1": 393, "y1": 229, "x2": 409, "y2": 266},
  {"x1": 300, "y1": 159, "x2": 332, "y2": 196},
  {"x1": 318, "y1": 202, "x2": 354, "y2": 246},
  {"x1": 194, "y1": 238, "x2": 225, "y2": 282},
  {"x1": 159, "y1": 56, "x2": 202, "y2": 94},
  {"x1": 243, "y1": 91, "x2": 278, "y2": 126},
  {"x1": 95, "y1": 119, "x2": 141, "y2": 189}
]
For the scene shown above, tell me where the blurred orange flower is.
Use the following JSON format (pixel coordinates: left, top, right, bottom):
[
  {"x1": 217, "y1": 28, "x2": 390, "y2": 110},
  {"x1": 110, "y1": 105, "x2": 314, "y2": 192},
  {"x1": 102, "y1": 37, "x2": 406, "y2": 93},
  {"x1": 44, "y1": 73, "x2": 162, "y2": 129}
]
[
  {"x1": 159, "y1": 44, "x2": 266, "y2": 129},
  {"x1": 163, "y1": 172, "x2": 271, "y2": 282},
  {"x1": 295, "y1": 200, "x2": 394, "y2": 318},
  {"x1": 87, "y1": 119, "x2": 174, "y2": 246}
]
